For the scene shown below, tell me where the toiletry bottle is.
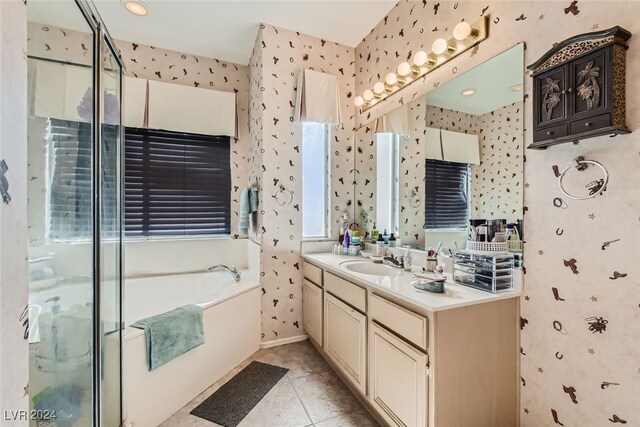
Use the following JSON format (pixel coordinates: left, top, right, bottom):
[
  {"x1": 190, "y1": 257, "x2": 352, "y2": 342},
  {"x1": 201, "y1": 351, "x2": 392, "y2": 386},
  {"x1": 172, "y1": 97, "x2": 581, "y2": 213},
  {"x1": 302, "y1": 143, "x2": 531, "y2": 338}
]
[
  {"x1": 343, "y1": 229, "x2": 350, "y2": 249},
  {"x1": 372, "y1": 222, "x2": 379, "y2": 240},
  {"x1": 338, "y1": 213, "x2": 348, "y2": 245},
  {"x1": 389, "y1": 233, "x2": 396, "y2": 247},
  {"x1": 403, "y1": 247, "x2": 412, "y2": 272},
  {"x1": 382, "y1": 229, "x2": 389, "y2": 246}
]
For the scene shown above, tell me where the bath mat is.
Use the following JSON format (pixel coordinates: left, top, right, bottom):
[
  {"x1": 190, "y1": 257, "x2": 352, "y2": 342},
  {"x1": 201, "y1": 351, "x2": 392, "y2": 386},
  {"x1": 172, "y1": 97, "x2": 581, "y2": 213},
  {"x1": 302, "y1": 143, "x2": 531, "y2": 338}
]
[{"x1": 190, "y1": 361, "x2": 289, "y2": 426}]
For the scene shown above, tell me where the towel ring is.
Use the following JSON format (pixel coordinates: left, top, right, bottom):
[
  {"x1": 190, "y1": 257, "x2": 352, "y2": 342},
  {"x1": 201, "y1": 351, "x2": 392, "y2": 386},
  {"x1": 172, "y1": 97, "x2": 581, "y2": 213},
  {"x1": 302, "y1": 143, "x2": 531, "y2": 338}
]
[
  {"x1": 558, "y1": 157, "x2": 609, "y2": 200},
  {"x1": 273, "y1": 185, "x2": 294, "y2": 206}
]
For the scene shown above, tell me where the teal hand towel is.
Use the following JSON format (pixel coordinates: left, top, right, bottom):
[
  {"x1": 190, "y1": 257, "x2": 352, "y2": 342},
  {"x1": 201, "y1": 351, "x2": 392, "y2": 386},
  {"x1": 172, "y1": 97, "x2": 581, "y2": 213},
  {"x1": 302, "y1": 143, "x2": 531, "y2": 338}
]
[
  {"x1": 239, "y1": 187, "x2": 259, "y2": 234},
  {"x1": 131, "y1": 304, "x2": 204, "y2": 371}
]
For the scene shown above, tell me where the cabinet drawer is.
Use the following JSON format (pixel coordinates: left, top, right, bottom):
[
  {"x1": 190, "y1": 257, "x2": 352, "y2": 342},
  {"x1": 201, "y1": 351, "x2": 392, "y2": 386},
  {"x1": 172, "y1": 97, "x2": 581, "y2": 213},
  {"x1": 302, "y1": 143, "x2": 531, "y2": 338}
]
[
  {"x1": 570, "y1": 113, "x2": 611, "y2": 134},
  {"x1": 302, "y1": 279, "x2": 323, "y2": 344},
  {"x1": 533, "y1": 123, "x2": 568, "y2": 142},
  {"x1": 324, "y1": 272, "x2": 366, "y2": 312},
  {"x1": 303, "y1": 261, "x2": 323, "y2": 286},
  {"x1": 369, "y1": 294, "x2": 428, "y2": 351}
]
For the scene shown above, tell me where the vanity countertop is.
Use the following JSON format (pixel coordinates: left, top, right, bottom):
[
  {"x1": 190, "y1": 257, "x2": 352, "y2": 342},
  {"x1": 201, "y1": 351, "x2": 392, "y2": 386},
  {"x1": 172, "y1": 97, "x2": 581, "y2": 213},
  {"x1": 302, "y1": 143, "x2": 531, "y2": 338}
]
[{"x1": 302, "y1": 252, "x2": 522, "y2": 313}]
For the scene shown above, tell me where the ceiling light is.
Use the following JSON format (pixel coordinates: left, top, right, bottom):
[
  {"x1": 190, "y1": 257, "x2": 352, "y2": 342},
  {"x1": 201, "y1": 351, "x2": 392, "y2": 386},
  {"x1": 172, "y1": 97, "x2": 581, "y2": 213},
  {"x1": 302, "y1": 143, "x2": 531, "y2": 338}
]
[
  {"x1": 363, "y1": 90, "x2": 374, "y2": 102},
  {"x1": 432, "y1": 38, "x2": 454, "y2": 55},
  {"x1": 454, "y1": 22, "x2": 477, "y2": 41},
  {"x1": 461, "y1": 88, "x2": 477, "y2": 96},
  {"x1": 354, "y1": 96, "x2": 364, "y2": 107},
  {"x1": 123, "y1": 0, "x2": 149, "y2": 16},
  {"x1": 510, "y1": 84, "x2": 524, "y2": 92},
  {"x1": 385, "y1": 72, "x2": 398, "y2": 86},
  {"x1": 373, "y1": 82, "x2": 385, "y2": 95}
]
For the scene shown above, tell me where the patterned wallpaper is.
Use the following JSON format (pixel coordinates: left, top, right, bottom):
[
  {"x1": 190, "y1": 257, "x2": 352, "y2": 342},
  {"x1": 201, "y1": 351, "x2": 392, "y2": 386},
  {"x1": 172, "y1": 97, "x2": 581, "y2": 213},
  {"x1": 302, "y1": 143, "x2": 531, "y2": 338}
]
[
  {"x1": 355, "y1": 100, "x2": 523, "y2": 249},
  {"x1": 249, "y1": 24, "x2": 355, "y2": 342},
  {"x1": 26, "y1": 22, "x2": 250, "y2": 238},
  {"x1": 356, "y1": 1, "x2": 640, "y2": 425},
  {"x1": 0, "y1": 0, "x2": 29, "y2": 416}
]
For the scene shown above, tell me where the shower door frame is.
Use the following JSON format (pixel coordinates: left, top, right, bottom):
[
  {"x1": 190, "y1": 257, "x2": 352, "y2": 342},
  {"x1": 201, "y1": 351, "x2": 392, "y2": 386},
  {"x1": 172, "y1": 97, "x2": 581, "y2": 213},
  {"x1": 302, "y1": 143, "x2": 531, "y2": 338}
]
[{"x1": 73, "y1": 0, "x2": 125, "y2": 425}]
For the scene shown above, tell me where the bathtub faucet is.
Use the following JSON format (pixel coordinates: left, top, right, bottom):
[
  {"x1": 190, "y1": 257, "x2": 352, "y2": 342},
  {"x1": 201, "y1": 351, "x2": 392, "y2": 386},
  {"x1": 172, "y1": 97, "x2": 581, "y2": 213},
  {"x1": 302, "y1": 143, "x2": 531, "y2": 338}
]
[{"x1": 207, "y1": 264, "x2": 241, "y2": 282}]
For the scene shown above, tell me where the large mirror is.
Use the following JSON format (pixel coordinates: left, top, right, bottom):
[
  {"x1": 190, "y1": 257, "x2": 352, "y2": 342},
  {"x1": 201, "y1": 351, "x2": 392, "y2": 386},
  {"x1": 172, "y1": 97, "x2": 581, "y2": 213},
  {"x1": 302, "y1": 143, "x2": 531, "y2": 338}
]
[{"x1": 354, "y1": 43, "x2": 524, "y2": 256}]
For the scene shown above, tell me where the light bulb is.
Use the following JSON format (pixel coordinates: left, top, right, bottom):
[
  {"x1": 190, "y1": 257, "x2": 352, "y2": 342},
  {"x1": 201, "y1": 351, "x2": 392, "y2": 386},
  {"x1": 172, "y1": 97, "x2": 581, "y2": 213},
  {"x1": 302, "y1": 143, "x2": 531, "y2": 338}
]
[
  {"x1": 363, "y1": 90, "x2": 374, "y2": 101},
  {"x1": 397, "y1": 62, "x2": 412, "y2": 77},
  {"x1": 354, "y1": 96, "x2": 364, "y2": 107},
  {"x1": 385, "y1": 72, "x2": 398, "y2": 86},
  {"x1": 373, "y1": 82, "x2": 385, "y2": 94},
  {"x1": 413, "y1": 50, "x2": 428, "y2": 67},
  {"x1": 461, "y1": 88, "x2": 477, "y2": 96},
  {"x1": 453, "y1": 22, "x2": 473, "y2": 41},
  {"x1": 510, "y1": 84, "x2": 523, "y2": 92},
  {"x1": 432, "y1": 38, "x2": 451, "y2": 55}
]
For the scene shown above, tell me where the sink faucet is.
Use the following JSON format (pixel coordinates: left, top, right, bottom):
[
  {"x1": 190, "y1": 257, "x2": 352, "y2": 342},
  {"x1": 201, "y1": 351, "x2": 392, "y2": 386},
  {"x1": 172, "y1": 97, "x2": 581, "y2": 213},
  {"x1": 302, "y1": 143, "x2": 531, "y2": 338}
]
[
  {"x1": 383, "y1": 254, "x2": 404, "y2": 269},
  {"x1": 207, "y1": 264, "x2": 241, "y2": 282}
]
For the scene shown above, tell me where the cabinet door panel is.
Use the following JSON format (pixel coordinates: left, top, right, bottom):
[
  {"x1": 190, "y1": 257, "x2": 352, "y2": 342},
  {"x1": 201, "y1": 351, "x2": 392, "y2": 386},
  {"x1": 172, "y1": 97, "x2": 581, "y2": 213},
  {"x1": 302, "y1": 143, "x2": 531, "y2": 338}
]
[
  {"x1": 303, "y1": 279, "x2": 323, "y2": 344},
  {"x1": 324, "y1": 293, "x2": 367, "y2": 394},
  {"x1": 570, "y1": 48, "x2": 609, "y2": 119},
  {"x1": 534, "y1": 66, "x2": 568, "y2": 128},
  {"x1": 369, "y1": 323, "x2": 428, "y2": 427}
]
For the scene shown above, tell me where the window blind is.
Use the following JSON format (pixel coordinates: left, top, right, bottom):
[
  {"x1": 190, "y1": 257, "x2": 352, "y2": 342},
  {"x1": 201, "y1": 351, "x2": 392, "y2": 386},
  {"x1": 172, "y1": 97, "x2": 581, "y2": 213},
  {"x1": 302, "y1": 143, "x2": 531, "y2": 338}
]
[
  {"x1": 425, "y1": 159, "x2": 469, "y2": 229},
  {"x1": 124, "y1": 127, "x2": 231, "y2": 237},
  {"x1": 47, "y1": 119, "x2": 119, "y2": 241}
]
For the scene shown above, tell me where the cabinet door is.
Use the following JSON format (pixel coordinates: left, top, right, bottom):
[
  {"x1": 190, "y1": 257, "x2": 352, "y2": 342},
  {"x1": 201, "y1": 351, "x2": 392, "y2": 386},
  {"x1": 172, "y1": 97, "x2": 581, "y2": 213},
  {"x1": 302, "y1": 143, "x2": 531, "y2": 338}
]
[
  {"x1": 569, "y1": 48, "x2": 609, "y2": 120},
  {"x1": 324, "y1": 293, "x2": 367, "y2": 394},
  {"x1": 369, "y1": 323, "x2": 428, "y2": 427},
  {"x1": 533, "y1": 65, "x2": 569, "y2": 129},
  {"x1": 302, "y1": 279, "x2": 323, "y2": 344}
]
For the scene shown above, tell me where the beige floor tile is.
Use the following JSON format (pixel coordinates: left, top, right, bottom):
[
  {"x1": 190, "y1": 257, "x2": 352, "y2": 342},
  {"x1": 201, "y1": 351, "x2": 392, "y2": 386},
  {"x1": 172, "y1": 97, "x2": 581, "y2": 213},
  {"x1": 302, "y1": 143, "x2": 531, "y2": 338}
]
[
  {"x1": 314, "y1": 408, "x2": 380, "y2": 427},
  {"x1": 291, "y1": 370, "x2": 362, "y2": 423},
  {"x1": 238, "y1": 378, "x2": 312, "y2": 427},
  {"x1": 254, "y1": 341, "x2": 330, "y2": 380}
]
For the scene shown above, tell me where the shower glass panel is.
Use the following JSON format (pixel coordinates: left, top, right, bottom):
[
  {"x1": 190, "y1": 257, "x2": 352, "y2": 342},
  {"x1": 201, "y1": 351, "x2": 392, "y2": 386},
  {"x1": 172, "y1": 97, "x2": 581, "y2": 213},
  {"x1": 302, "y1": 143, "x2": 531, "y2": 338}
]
[
  {"x1": 26, "y1": 0, "x2": 123, "y2": 425},
  {"x1": 100, "y1": 38, "x2": 123, "y2": 427}
]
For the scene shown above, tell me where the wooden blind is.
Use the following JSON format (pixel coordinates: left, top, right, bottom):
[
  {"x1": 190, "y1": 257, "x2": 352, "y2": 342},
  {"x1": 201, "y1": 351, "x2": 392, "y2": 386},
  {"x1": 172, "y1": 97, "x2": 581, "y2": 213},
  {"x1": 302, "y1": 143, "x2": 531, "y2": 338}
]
[
  {"x1": 124, "y1": 127, "x2": 231, "y2": 237},
  {"x1": 425, "y1": 159, "x2": 469, "y2": 229}
]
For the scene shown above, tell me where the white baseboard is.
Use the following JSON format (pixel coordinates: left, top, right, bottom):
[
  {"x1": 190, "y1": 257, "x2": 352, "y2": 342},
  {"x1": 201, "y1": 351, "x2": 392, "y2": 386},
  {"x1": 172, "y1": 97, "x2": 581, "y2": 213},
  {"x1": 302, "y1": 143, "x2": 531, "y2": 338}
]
[{"x1": 261, "y1": 334, "x2": 309, "y2": 349}]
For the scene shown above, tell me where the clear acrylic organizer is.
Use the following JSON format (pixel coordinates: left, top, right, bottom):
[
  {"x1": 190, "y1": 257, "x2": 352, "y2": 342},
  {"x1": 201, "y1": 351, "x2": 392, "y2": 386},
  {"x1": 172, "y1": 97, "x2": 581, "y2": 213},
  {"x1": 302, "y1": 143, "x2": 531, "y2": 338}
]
[{"x1": 453, "y1": 251, "x2": 514, "y2": 293}]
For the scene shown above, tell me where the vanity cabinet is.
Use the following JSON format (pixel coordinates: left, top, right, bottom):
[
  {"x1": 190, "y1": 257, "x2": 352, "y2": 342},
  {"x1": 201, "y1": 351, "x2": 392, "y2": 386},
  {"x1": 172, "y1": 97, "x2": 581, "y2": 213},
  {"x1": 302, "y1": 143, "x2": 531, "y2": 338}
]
[
  {"x1": 369, "y1": 323, "x2": 428, "y2": 427},
  {"x1": 302, "y1": 258, "x2": 518, "y2": 427},
  {"x1": 528, "y1": 26, "x2": 631, "y2": 149},
  {"x1": 302, "y1": 279, "x2": 323, "y2": 345},
  {"x1": 324, "y1": 293, "x2": 367, "y2": 394}
]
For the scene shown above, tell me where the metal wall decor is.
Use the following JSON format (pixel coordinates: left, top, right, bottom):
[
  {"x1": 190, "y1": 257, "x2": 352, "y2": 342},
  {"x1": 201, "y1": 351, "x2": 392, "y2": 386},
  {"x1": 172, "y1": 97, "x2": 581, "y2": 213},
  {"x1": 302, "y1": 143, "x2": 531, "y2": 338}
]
[
  {"x1": 354, "y1": 17, "x2": 488, "y2": 112},
  {"x1": 528, "y1": 26, "x2": 631, "y2": 149}
]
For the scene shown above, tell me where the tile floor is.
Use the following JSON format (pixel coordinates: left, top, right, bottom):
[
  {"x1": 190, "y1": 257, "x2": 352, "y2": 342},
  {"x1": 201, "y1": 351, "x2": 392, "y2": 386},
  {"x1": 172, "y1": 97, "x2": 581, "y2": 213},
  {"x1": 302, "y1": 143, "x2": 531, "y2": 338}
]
[{"x1": 160, "y1": 340, "x2": 379, "y2": 427}]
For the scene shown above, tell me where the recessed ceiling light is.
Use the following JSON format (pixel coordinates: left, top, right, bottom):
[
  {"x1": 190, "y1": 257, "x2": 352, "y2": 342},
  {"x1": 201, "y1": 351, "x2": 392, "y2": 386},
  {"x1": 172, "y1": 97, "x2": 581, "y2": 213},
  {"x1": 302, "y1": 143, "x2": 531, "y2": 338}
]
[
  {"x1": 123, "y1": 0, "x2": 149, "y2": 16},
  {"x1": 510, "y1": 84, "x2": 523, "y2": 92},
  {"x1": 461, "y1": 88, "x2": 477, "y2": 96}
]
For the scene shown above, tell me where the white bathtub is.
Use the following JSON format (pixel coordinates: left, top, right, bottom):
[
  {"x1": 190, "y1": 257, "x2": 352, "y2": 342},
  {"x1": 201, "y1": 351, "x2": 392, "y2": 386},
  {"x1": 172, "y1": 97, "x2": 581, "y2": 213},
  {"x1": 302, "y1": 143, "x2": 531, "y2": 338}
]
[{"x1": 120, "y1": 269, "x2": 261, "y2": 427}]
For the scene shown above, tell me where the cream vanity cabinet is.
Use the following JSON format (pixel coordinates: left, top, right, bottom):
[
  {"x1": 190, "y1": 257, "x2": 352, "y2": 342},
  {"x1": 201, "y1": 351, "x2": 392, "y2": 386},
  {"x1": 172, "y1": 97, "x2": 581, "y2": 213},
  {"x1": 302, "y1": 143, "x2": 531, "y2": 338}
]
[
  {"x1": 302, "y1": 262, "x2": 323, "y2": 345},
  {"x1": 302, "y1": 259, "x2": 518, "y2": 427}
]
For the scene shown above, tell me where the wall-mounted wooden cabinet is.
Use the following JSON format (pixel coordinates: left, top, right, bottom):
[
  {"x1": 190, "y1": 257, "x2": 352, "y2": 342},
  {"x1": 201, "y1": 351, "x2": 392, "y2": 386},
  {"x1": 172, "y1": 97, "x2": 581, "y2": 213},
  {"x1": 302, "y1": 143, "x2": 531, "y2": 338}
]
[{"x1": 528, "y1": 26, "x2": 631, "y2": 149}]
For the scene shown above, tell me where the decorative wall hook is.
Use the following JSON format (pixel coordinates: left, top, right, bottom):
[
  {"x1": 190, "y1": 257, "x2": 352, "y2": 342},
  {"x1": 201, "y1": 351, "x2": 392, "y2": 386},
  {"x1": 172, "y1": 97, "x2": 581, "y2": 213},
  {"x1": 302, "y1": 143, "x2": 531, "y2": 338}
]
[{"x1": 0, "y1": 159, "x2": 11, "y2": 204}]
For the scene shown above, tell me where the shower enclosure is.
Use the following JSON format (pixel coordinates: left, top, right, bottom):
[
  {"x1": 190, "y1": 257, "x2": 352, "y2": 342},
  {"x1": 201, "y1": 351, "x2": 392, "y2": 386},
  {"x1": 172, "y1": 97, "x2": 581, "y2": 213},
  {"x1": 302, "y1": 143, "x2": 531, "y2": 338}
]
[{"x1": 27, "y1": 0, "x2": 123, "y2": 425}]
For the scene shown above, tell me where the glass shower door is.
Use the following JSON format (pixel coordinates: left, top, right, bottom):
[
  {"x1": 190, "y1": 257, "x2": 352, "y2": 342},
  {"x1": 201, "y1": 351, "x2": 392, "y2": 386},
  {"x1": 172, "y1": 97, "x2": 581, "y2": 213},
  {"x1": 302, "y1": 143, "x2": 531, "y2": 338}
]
[{"x1": 99, "y1": 37, "x2": 123, "y2": 427}]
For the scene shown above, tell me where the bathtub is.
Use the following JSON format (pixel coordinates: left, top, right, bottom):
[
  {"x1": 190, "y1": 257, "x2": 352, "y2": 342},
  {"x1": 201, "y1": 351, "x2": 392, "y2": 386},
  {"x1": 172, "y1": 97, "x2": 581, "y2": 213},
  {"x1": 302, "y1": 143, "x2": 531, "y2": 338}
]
[{"x1": 120, "y1": 269, "x2": 261, "y2": 427}]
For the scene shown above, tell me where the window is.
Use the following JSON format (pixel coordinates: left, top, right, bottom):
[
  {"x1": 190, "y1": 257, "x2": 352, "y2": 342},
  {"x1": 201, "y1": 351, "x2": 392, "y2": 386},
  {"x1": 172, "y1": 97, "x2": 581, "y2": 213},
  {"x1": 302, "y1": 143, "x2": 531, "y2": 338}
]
[
  {"x1": 124, "y1": 127, "x2": 231, "y2": 237},
  {"x1": 302, "y1": 122, "x2": 329, "y2": 239},
  {"x1": 376, "y1": 133, "x2": 400, "y2": 234},
  {"x1": 425, "y1": 159, "x2": 469, "y2": 229},
  {"x1": 47, "y1": 118, "x2": 118, "y2": 241}
]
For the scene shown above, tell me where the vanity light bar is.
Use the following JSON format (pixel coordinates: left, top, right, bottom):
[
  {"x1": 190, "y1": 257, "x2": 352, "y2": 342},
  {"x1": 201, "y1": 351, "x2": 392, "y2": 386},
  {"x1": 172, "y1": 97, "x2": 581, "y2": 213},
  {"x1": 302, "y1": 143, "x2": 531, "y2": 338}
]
[{"x1": 354, "y1": 17, "x2": 488, "y2": 112}]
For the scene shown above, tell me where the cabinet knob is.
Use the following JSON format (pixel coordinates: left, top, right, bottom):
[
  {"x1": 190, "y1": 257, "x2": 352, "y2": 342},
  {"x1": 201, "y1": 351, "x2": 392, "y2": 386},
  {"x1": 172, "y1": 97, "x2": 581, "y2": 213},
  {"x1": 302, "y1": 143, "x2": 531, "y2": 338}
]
[
  {"x1": 566, "y1": 88, "x2": 573, "y2": 93},
  {"x1": 547, "y1": 131, "x2": 554, "y2": 136},
  {"x1": 585, "y1": 122, "x2": 592, "y2": 127}
]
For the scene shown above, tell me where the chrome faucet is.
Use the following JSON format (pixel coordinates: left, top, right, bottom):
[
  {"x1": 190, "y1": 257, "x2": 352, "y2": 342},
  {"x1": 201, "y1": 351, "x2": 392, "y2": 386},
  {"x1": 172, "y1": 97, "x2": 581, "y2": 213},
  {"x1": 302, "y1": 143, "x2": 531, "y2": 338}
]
[{"x1": 207, "y1": 264, "x2": 241, "y2": 282}]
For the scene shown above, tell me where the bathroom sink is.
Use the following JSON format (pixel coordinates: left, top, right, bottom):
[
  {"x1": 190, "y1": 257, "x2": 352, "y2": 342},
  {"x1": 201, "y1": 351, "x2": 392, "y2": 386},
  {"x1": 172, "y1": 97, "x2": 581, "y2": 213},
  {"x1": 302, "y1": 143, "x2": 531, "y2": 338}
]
[{"x1": 341, "y1": 261, "x2": 402, "y2": 276}]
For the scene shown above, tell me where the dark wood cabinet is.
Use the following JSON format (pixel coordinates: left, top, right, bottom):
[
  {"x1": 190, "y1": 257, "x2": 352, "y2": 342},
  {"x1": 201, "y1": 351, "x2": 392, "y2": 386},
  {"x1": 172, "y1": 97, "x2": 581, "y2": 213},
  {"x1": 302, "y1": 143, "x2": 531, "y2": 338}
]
[{"x1": 528, "y1": 26, "x2": 631, "y2": 150}]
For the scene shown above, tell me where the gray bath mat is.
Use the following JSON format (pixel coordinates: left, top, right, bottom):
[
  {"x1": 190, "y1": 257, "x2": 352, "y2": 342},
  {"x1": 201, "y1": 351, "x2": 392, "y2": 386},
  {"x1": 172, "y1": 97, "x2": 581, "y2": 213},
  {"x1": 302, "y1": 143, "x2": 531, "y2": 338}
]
[{"x1": 190, "y1": 361, "x2": 289, "y2": 426}]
